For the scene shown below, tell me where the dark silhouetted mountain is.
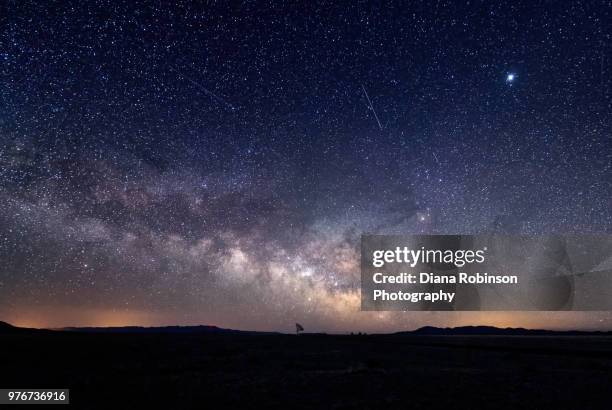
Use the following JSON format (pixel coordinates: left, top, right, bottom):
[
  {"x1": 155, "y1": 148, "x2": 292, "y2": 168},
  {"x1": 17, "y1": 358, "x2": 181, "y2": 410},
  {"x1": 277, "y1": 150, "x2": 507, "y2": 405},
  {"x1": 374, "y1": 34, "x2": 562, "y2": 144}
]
[
  {"x1": 0, "y1": 321, "x2": 49, "y2": 334},
  {"x1": 398, "y1": 325, "x2": 612, "y2": 336},
  {"x1": 0, "y1": 321, "x2": 18, "y2": 332}
]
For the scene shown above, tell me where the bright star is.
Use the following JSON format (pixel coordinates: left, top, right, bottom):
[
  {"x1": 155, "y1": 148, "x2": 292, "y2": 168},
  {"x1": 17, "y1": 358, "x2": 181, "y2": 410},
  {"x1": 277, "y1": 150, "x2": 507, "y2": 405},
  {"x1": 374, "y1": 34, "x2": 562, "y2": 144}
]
[{"x1": 506, "y1": 73, "x2": 516, "y2": 83}]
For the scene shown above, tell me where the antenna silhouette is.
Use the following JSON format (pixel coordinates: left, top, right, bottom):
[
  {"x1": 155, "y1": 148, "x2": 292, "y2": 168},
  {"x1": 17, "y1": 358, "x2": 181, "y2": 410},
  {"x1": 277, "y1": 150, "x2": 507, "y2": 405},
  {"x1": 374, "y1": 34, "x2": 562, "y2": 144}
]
[{"x1": 295, "y1": 323, "x2": 304, "y2": 335}]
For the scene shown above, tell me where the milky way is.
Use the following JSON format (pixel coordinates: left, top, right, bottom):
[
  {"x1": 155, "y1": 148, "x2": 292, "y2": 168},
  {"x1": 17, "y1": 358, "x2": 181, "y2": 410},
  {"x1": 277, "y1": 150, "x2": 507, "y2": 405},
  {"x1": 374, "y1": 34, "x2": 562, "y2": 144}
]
[{"x1": 1, "y1": 1, "x2": 611, "y2": 331}]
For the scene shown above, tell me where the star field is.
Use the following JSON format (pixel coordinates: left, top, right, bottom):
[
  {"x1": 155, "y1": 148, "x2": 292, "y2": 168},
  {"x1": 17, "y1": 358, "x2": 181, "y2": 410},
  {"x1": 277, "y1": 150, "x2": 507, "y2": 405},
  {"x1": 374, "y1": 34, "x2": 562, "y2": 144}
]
[{"x1": 1, "y1": 1, "x2": 611, "y2": 331}]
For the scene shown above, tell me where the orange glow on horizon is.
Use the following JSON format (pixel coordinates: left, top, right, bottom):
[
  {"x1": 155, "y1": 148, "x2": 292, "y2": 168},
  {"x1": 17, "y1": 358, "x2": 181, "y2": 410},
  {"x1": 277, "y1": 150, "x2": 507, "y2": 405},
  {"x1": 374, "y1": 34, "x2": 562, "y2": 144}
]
[{"x1": 3, "y1": 307, "x2": 164, "y2": 329}]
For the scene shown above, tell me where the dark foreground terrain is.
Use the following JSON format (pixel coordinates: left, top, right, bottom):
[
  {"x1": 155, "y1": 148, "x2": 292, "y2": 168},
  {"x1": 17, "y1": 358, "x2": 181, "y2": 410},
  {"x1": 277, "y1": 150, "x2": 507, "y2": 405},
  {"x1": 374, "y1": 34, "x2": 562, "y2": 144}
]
[{"x1": 1, "y1": 328, "x2": 612, "y2": 409}]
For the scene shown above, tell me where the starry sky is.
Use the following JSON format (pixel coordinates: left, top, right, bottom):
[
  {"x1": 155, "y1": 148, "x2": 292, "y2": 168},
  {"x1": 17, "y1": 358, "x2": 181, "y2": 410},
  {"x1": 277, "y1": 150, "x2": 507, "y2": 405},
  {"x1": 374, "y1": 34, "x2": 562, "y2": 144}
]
[{"x1": 1, "y1": 1, "x2": 611, "y2": 332}]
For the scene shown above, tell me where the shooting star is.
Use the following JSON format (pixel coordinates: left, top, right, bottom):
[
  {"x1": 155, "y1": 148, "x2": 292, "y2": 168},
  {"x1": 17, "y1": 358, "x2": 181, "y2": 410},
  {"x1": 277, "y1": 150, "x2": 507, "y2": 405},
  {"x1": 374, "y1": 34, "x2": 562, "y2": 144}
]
[
  {"x1": 170, "y1": 65, "x2": 238, "y2": 112},
  {"x1": 601, "y1": 49, "x2": 606, "y2": 92},
  {"x1": 361, "y1": 84, "x2": 383, "y2": 131}
]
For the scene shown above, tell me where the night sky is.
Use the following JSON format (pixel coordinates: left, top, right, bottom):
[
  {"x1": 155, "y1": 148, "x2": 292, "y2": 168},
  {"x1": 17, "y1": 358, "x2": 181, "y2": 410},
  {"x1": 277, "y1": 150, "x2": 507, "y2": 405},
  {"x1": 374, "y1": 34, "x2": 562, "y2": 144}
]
[{"x1": 1, "y1": 1, "x2": 611, "y2": 332}]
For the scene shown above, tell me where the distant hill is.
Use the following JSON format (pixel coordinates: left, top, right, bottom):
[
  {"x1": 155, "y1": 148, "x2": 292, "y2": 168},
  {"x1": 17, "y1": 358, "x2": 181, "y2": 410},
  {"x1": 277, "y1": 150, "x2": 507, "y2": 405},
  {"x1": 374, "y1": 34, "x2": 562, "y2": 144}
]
[
  {"x1": 0, "y1": 321, "x2": 18, "y2": 332},
  {"x1": 0, "y1": 321, "x2": 48, "y2": 334},
  {"x1": 398, "y1": 326, "x2": 612, "y2": 336},
  {"x1": 0, "y1": 320, "x2": 276, "y2": 335}
]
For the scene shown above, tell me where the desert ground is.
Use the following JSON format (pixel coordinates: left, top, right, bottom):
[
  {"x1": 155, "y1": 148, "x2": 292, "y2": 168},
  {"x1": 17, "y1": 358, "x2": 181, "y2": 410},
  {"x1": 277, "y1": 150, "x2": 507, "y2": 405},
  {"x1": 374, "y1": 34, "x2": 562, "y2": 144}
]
[{"x1": 1, "y1": 331, "x2": 611, "y2": 409}]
